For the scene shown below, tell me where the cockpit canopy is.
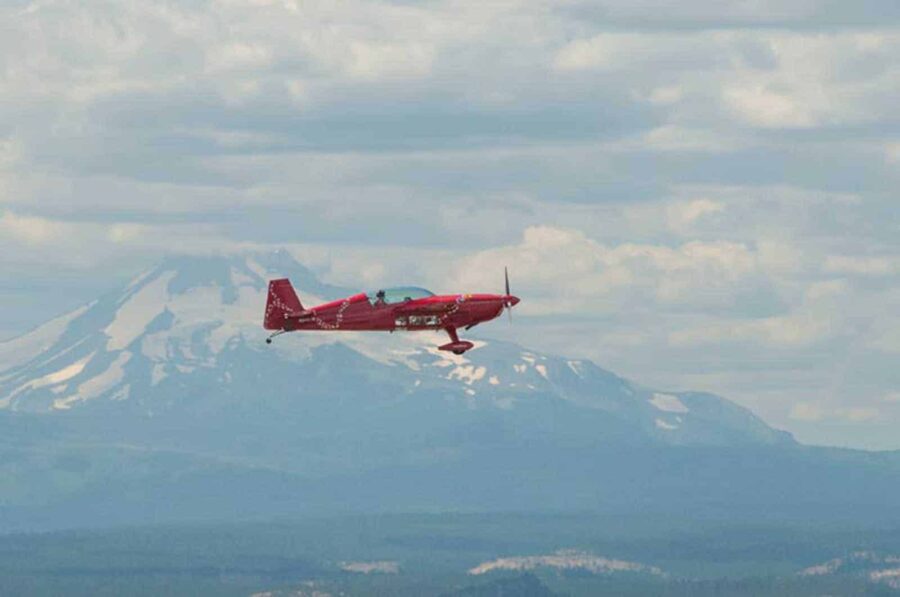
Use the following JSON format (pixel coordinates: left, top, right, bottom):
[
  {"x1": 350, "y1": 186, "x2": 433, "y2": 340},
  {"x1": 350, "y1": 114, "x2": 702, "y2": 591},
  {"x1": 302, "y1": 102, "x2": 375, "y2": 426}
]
[{"x1": 367, "y1": 286, "x2": 434, "y2": 305}]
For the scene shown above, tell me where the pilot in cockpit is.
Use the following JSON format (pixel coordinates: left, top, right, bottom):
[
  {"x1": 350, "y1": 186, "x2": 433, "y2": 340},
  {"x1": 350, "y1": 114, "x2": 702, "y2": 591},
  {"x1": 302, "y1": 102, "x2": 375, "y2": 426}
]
[{"x1": 374, "y1": 289, "x2": 386, "y2": 306}]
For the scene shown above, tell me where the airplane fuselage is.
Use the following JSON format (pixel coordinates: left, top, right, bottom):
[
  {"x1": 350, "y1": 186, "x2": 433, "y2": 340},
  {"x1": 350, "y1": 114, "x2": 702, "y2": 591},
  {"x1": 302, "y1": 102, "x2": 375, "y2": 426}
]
[
  {"x1": 282, "y1": 293, "x2": 509, "y2": 333},
  {"x1": 264, "y1": 279, "x2": 520, "y2": 354}
]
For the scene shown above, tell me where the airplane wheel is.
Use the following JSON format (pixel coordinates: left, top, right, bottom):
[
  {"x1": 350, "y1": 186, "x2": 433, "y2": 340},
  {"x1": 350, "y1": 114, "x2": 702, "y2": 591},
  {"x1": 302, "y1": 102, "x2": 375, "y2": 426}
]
[{"x1": 265, "y1": 338, "x2": 272, "y2": 345}]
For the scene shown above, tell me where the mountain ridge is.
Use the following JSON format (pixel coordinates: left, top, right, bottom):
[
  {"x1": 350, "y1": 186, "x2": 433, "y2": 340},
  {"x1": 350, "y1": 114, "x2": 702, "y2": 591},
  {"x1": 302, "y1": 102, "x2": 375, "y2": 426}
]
[
  {"x1": 0, "y1": 250, "x2": 790, "y2": 449},
  {"x1": 2, "y1": 251, "x2": 899, "y2": 533}
]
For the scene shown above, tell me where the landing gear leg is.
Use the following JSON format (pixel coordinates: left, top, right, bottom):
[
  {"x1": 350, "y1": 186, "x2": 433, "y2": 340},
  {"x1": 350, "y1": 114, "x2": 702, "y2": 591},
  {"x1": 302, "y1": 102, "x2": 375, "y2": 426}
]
[{"x1": 438, "y1": 326, "x2": 475, "y2": 355}]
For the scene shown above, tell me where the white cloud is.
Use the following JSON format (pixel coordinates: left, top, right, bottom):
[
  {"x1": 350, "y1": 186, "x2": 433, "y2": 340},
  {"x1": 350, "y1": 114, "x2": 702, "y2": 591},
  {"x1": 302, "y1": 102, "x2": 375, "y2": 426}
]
[
  {"x1": 205, "y1": 42, "x2": 273, "y2": 73},
  {"x1": 0, "y1": 137, "x2": 20, "y2": 171},
  {"x1": 666, "y1": 198, "x2": 725, "y2": 232},
  {"x1": 824, "y1": 255, "x2": 897, "y2": 276},
  {"x1": 0, "y1": 0, "x2": 898, "y2": 448},
  {"x1": 553, "y1": 35, "x2": 620, "y2": 71},
  {"x1": 553, "y1": 29, "x2": 900, "y2": 129},
  {"x1": 887, "y1": 142, "x2": 900, "y2": 164},
  {"x1": 868, "y1": 321, "x2": 900, "y2": 353},
  {"x1": 107, "y1": 223, "x2": 148, "y2": 244},
  {"x1": 564, "y1": 0, "x2": 823, "y2": 24},
  {"x1": 789, "y1": 402, "x2": 826, "y2": 422},
  {"x1": 552, "y1": 31, "x2": 724, "y2": 75},
  {"x1": 0, "y1": 138, "x2": 22, "y2": 205},
  {"x1": 0, "y1": 209, "x2": 235, "y2": 268},
  {"x1": 0, "y1": 211, "x2": 69, "y2": 245},
  {"x1": 720, "y1": 31, "x2": 900, "y2": 128},
  {"x1": 670, "y1": 280, "x2": 846, "y2": 348},
  {"x1": 448, "y1": 226, "x2": 786, "y2": 316},
  {"x1": 640, "y1": 126, "x2": 735, "y2": 152},
  {"x1": 0, "y1": 0, "x2": 450, "y2": 116},
  {"x1": 341, "y1": 40, "x2": 434, "y2": 80},
  {"x1": 647, "y1": 86, "x2": 683, "y2": 106},
  {"x1": 723, "y1": 84, "x2": 816, "y2": 128}
]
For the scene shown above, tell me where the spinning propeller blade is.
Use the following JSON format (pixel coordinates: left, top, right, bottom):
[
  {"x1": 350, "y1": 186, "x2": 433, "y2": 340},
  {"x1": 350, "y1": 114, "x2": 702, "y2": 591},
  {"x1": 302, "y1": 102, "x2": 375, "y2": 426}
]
[{"x1": 504, "y1": 267, "x2": 513, "y2": 323}]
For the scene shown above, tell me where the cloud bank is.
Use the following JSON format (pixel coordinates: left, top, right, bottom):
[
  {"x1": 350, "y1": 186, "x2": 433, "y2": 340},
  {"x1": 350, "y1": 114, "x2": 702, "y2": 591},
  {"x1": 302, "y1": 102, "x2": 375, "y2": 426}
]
[{"x1": 1, "y1": 0, "x2": 898, "y2": 448}]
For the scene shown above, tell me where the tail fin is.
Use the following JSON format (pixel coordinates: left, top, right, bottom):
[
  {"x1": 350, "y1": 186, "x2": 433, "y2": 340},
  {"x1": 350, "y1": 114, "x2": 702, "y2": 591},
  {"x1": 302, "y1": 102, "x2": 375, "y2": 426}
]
[{"x1": 264, "y1": 278, "x2": 304, "y2": 330}]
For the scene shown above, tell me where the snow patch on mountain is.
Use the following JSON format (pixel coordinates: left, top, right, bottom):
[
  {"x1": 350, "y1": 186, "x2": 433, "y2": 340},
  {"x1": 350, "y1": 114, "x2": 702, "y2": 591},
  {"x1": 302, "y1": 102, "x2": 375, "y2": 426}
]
[
  {"x1": 2, "y1": 354, "x2": 89, "y2": 407},
  {"x1": 520, "y1": 353, "x2": 539, "y2": 366},
  {"x1": 388, "y1": 348, "x2": 425, "y2": 371},
  {"x1": 469, "y1": 550, "x2": 665, "y2": 577},
  {"x1": 106, "y1": 272, "x2": 175, "y2": 350},
  {"x1": 151, "y1": 363, "x2": 167, "y2": 386},
  {"x1": 655, "y1": 418, "x2": 678, "y2": 430},
  {"x1": 0, "y1": 304, "x2": 91, "y2": 375},
  {"x1": 230, "y1": 267, "x2": 257, "y2": 288},
  {"x1": 448, "y1": 365, "x2": 487, "y2": 385},
  {"x1": 57, "y1": 351, "x2": 133, "y2": 409},
  {"x1": 799, "y1": 552, "x2": 900, "y2": 591},
  {"x1": 243, "y1": 257, "x2": 272, "y2": 284},
  {"x1": 36, "y1": 355, "x2": 92, "y2": 388},
  {"x1": 650, "y1": 393, "x2": 690, "y2": 413},
  {"x1": 870, "y1": 568, "x2": 900, "y2": 589},
  {"x1": 339, "y1": 561, "x2": 399, "y2": 575}
]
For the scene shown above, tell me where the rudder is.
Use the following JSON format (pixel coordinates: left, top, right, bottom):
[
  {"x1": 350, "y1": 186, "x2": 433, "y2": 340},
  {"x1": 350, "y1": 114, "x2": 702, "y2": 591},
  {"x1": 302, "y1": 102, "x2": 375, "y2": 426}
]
[{"x1": 264, "y1": 278, "x2": 303, "y2": 330}]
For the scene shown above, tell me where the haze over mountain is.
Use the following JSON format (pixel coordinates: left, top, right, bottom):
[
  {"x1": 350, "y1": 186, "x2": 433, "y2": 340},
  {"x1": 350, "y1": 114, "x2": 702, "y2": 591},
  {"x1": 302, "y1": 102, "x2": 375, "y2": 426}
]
[{"x1": 0, "y1": 251, "x2": 897, "y2": 532}]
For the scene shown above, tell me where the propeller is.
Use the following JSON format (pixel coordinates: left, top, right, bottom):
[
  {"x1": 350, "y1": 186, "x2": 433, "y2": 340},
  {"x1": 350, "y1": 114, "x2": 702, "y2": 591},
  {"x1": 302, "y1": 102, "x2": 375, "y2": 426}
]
[{"x1": 503, "y1": 266, "x2": 518, "y2": 323}]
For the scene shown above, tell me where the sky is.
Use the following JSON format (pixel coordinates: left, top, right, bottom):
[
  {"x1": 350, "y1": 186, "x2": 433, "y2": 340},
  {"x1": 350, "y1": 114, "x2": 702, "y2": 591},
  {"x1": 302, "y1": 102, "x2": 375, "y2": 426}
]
[{"x1": 0, "y1": 0, "x2": 898, "y2": 449}]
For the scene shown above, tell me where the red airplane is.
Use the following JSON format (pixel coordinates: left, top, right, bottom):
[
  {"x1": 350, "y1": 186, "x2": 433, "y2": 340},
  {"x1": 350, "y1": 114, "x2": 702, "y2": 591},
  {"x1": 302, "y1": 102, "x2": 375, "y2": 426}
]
[{"x1": 264, "y1": 269, "x2": 520, "y2": 354}]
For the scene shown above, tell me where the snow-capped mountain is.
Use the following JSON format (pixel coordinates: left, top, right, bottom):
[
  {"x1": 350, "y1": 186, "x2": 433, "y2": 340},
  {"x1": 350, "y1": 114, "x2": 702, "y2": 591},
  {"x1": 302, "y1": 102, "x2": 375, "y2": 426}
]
[
  {"x1": 0, "y1": 251, "x2": 344, "y2": 411},
  {"x1": 5, "y1": 251, "x2": 900, "y2": 533},
  {"x1": 0, "y1": 251, "x2": 789, "y2": 449}
]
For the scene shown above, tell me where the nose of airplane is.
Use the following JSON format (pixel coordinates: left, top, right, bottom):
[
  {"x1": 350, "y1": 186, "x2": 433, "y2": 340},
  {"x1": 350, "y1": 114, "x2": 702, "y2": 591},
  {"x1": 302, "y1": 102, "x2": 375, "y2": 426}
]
[{"x1": 506, "y1": 295, "x2": 520, "y2": 307}]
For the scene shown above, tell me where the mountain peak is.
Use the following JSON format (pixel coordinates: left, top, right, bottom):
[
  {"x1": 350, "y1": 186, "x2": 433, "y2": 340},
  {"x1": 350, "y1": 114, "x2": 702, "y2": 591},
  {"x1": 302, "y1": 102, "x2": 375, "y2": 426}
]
[{"x1": 0, "y1": 250, "x2": 793, "y2": 448}]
